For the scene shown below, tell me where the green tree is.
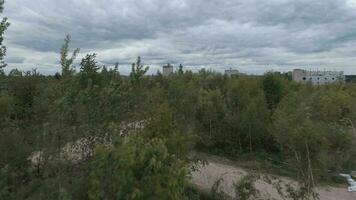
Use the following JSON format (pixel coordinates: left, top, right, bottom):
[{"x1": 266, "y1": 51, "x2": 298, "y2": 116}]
[
  {"x1": 60, "y1": 35, "x2": 80, "y2": 77},
  {"x1": 262, "y1": 72, "x2": 286, "y2": 110},
  {"x1": 196, "y1": 88, "x2": 226, "y2": 148},
  {"x1": 8, "y1": 68, "x2": 22, "y2": 77},
  {"x1": 238, "y1": 93, "x2": 270, "y2": 152},
  {"x1": 178, "y1": 64, "x2": 184, "y2": 75},
  {"x1": 0, "y1": 0, "x2": 10, "y2": 71},
  {"x1": 272, "y1": 86, "x2": 356, "y2": 185},
  {"x1": 88, "y1": 135, "x2": 187, "y2": 200},
  {"x1": 79, "y1": 53, "x2": 101, "y2": 87},
  {"x1": 130, "y1": 56, "x2": 149, "y2": 86}
]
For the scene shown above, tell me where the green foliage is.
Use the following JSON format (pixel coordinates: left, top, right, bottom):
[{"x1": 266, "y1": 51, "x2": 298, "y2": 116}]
[
  {"x1": 195, "y1": 77, "x2": 271, "y2": 154},
  {"x1": 2, "y1": 64, "x2": 356, "y2": 199},
  {"x1": 210, "y1": 175, "x2": 262, "y2": 200},
  {"x1": 88, "y1": 135, "x2": 187, "y2": 200},
  {"x1": 79, "y1": 53, "x2": 101, "y2": 87},
  {"x1": 210, "y1": 178, "x2": 230, "y2": 200},
  {"x1": 0, "y1": 93, "x2": 11, "y2": 116},
  {"x1": 130, "y1": 56, "x2": 149, "y2": 86},
  {"x1": 0, "y1": 0, "x2": 9, "y2": 70},
  {"x1": 60, "y1": 35, "x2": 80, "y2": 77},
  {"x1": 233, "y1": 174, "x2": 260, "y2": 200},
  {"x1": 262, "y1": 72, "x2": 287, "y2": 110},
  {"x1": 210, "y1": 173, "x2": 319, "y2": 200},
  {"x1": 178, "y1": 64, "x2": 184, "y2": 75},
  {"x1": 272, "y1": 85, "x2": 356, "y2": 183},
  {"x1": 0, "y1": 128, "x2": 31, "y2": 200},
  {"x1": 8, "y1": 68, "x2": 22, "y2": 77},
  {"x1": 197, "y1": 88, "x2": 226, "y2": 146}
]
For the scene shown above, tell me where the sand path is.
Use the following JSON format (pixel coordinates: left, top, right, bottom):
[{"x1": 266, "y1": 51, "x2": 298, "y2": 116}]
[{"x1": 191, "y1": 153, "x2": 356, "y2": 200}]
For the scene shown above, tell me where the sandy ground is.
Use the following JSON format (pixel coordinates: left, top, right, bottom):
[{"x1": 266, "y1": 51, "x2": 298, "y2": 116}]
[{"x1": 190, "y1": 154, "x2": 356, "y2": 200}]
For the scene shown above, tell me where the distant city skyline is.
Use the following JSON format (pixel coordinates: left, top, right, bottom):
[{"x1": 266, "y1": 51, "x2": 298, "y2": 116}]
[{"x1": 3, "y1": 0, "x2": 356, "y2": 75}]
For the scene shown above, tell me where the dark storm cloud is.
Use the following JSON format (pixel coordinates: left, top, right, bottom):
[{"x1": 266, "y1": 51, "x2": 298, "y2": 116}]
[{"x1": 3, "y1": 0, "x2": 356, "y2": 74}]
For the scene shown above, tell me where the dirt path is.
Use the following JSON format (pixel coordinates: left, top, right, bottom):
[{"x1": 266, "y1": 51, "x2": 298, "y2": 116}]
[{"x1": 190, "y1": 153, "x2": 356, "y2": 200}]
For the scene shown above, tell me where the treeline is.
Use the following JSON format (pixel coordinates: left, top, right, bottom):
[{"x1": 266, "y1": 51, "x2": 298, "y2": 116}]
[{"x1": 1, "y1": 46, "x2": 356, "y2": 199}]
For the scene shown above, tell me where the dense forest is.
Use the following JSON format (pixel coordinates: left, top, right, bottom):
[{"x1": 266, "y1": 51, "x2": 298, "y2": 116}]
[{"x1": 1, "y1": 1, "x2": 356, "y2": 200}]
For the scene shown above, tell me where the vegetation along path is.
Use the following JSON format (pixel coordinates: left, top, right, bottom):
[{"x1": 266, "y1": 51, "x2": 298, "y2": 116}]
[{"x1": 190, "y1": 153, "x2": 356, "y2": 200}]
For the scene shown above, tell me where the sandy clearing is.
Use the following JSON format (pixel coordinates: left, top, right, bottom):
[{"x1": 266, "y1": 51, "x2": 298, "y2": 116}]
[{"x1": 190, "y1": 154, "x2": 356, "y2": 200}]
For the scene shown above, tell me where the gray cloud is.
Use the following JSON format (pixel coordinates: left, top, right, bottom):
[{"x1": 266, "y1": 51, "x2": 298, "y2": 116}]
[{"x1": 3, "y1": 0, "x2": 356, "y2": 75}]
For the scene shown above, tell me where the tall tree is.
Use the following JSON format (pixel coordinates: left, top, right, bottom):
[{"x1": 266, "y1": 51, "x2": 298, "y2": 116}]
[
  {"x1": 262, "y1": 72, "x2": 285, "y2": 110},
  {"x1": 60, "y1": 35, "x2": 80, "y2": 77},
  {"x1": 79, "y1": 53, "x2": 101, "y2": 87},
  {"x1": 178, "y1": 64, "x2": 184, "y2": 75},
  {"x1": 129, "y1": 56, "x2": 149, "y2": 86},
  {"x1": 80, "y1": 54, "x2": 100, "y2": 74},
  {"x1": 0, "y1": 0, "x2": 10, "y2": 72}
]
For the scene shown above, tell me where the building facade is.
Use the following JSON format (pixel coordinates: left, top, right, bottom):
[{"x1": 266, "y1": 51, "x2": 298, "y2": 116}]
[
  {"x1": 292, "y1": 69, "x2": 345, "y2": 85},
  {"x1": 162, "y1": 64, "x2": 173, "y2": 77}
]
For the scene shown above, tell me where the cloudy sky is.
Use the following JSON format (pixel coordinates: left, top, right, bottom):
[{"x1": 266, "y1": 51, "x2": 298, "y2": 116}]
[{"x1": 3, "y1": 0, "x2": 356, "y2": 75}]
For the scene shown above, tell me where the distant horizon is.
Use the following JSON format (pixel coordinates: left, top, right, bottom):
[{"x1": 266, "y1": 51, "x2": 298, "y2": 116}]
[{"x1": 4, "y1": 63, "x2": 356, "y2": 76}]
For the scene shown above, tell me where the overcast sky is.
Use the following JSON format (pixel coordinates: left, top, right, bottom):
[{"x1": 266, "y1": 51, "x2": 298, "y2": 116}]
[{"x1": 3, "y1": 0, "x2": 356, "y2": 75}]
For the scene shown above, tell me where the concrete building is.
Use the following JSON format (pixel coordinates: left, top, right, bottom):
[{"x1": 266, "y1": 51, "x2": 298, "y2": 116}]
[
  {"x1": 292, "y1": 69, "x2": 345, "y2": 85},
  {"x1": 225, "y1": 69, "x2": 240, "y2": 77},
  {"x1": 162, "y1": 64, "x2": 173, "y2": 77}
]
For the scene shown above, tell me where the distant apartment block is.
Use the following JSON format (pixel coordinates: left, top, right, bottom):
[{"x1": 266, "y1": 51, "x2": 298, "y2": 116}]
[
  {"x1": 225, "y1": 69, "x2": 240, "y2": 77},
  {"x1": 292, "y1": 69, "x2": 345, "y2": 85},
  {"x1": 162, "y1": 64, "x2": 173, "y2": 77}
]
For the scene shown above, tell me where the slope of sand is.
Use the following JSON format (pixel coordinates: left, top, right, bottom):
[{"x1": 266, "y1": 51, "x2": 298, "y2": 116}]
[{"x1": 190, "y1": 154, "x2": 356, "y2": 200}]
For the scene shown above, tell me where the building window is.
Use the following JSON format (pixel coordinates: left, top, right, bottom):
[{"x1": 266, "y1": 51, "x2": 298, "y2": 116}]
[
  {"x1": 332, "y1": 78, "x2": 335, "y2": 80},
  {"x1": 303, "y1": 77, "x2": 306, "y2": 80}
]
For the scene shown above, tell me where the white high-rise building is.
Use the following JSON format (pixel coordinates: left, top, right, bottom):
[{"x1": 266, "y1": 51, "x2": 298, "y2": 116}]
[
  {"x1": 292, "y1": 69, "x2": 345, "y2": 85},
  {"x1": 162, "y1": 64, "x2": 173, "y2": 77}
]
